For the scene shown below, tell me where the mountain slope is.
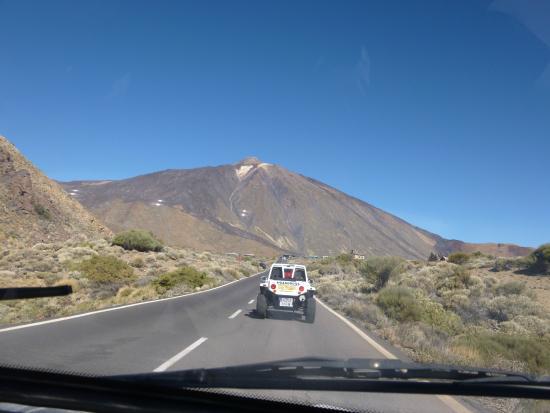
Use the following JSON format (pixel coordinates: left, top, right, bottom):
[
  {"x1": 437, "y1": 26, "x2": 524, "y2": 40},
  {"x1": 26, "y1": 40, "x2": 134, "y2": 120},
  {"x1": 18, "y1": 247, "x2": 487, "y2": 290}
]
[
  {"x1": 60, "y1": 156, "x2": 530, "y2": 259},
  {"x1": 0, "y1": 136, "x2": 111, "y2": 245}
]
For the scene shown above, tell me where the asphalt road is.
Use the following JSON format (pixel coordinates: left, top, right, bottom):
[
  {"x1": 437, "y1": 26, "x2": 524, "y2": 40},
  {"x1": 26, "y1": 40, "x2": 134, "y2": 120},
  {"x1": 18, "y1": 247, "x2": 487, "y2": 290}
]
[{"x1": 0, "y1": 273, "x2": 478, "y2": 413}]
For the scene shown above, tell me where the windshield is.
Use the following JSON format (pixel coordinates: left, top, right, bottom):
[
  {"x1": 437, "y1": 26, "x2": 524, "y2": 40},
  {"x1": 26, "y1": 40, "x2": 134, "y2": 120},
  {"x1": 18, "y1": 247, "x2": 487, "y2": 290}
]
[{"x1": 0, "y1": 1, "x2": 549, "y2": 413}]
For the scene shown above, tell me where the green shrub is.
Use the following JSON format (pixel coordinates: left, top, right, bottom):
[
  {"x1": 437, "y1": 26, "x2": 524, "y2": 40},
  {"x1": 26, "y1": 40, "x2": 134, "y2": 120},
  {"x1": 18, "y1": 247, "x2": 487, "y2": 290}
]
[
  {"x1": 33, "y1": 202, "x2": 51, "y2": 220},
  {"x1": 448, "y1": 252, "x2": 470, "y2": 265},
  {"x1": 359, "y1": 256, "x2": 405, "y2": 290},
  {"x1": 153, "y1": 266, "x2": 211, "y2": 293},
  {"x1": 419, "y1": 298, "x2": 463, "y2": 334},
  {"x1": 529, "y1": 244, "x2": 550, "y2": 275},
  {"x1": 492, "y1": 258, "x2": 512, "y2": 272},
  {"x1": 376, "y1": 286, "x2": 422, "y2": 322},
  {"x1": 435, "y1": 265, "x2": 471, "y2": 292},
  {"x1": 336, "y1": 253, "x2": 354, "y2": 265},
  {"x1": 455, "y1": 333, "x2": 550, "y2": 374},
  {"x1": 112, "y1": 230, "x2": 163, "y2": 252},
  {"x1": 76, "y1": 255, "x2": 135, "y2": 284},
  {"x1": 495, "y1": 281, "x2": 525, "y2": 296}
]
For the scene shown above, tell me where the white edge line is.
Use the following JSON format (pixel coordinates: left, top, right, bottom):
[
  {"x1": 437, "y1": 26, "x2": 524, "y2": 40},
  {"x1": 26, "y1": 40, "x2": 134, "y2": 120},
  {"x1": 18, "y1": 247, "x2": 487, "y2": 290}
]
[
  {"x1": 0, "y1": 272, "x2": 264, "y2": 333},
  {"x1": 315, "y1": 298, "x2": 396, "y2": 359},
  {"x1": 248, "y1": 299, "x2": 255, "y2": 304},
  {"x1": 228, "y1": 309, "x2": 242, "y2": 319},
  {"x1": 436, "y1": 396, "x2": 474, "y2": 413},
  {"x1": 315, "y1": 297, "x2": 472, "y2": 413},
  {"x1": 153, "y1": 337, "x2": 208, "y2": 372}
]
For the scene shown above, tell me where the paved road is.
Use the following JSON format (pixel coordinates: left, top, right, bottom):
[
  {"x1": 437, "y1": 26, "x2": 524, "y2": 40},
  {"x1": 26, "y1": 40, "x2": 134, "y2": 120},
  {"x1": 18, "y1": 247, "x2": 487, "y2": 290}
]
[{"x1": 0, "y1": 273, "x2": 478, "y2": 413}]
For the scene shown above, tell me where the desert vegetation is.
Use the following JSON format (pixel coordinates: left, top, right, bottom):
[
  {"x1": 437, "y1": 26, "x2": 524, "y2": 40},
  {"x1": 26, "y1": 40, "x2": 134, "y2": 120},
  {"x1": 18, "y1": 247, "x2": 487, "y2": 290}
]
[
  {"x1": 308, "y1": 251, "x2": 550, "y2": 375},
  {"x1": 111, "y1": 229, "x2": 164, "y2": 252},
  {"x1": 0, "y1": 233, "x2": 263, "y2": 326},
  {"x1": 308, "y1": 251, "x2": 550, "y2": 412}
]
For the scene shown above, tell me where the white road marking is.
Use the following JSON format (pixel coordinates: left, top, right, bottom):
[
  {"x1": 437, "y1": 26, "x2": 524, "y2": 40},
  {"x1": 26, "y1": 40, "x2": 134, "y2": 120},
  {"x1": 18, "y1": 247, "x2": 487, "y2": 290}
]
[
  {"x1": 248, "y1": 299, "x2": 255, "y2": 304},
  {"x1": 0, "y1": 272, "x2": 264, "y2": 334},
  {"x1": 437, "y1": 396, "x2": 473, "y2": 413},
  {"x1": 315, "y1": 297, "x2": 473, "y2": 413},
  {"x1": 315, "y1": 298, "x2": 396, "y2": 359},
  {"x1": 153, "y1": 337, "x2": 208, "y2": 372},
  {"x1": 228, "y1": 309, "x2": 242, "y2": 319}
]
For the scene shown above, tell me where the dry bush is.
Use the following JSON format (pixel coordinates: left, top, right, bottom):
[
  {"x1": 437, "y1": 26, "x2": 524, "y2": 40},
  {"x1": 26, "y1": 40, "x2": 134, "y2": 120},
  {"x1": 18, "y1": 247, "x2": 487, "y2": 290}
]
[
  {"x1": 152, "y1": 266, "x2": 212, "y2": 294},
  {"x1": 486, "y1": 295, "x2": 542, "y2": 322},
  {"x1": 494, "y1": 281, "x2": 526, "y2": 296},
  {"x1": 376, "y1": 286, "x2": 422, "y2": 322},
  {"x1": 454, "y1": 333, "x2": 550, "y2": 374},
  {"x1": 130, "y1": 257, "x2": 145, "y2": 268},
  {"x1": 76, "y1": 255, "x2": 135, "y2": 285},
  {"x1": 358, "y1": 256, "x2": 405, "y2": 290},
  {"x1": 448, "y1": 252, "x2": 470, "y2": 265}
]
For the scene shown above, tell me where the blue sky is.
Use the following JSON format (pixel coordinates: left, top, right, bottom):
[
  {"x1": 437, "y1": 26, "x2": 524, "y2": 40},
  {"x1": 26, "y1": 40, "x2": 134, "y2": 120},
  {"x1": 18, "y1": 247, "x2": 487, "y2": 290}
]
[{"x1": 1, "y1": 0, "x2": 549, "y2": 247}]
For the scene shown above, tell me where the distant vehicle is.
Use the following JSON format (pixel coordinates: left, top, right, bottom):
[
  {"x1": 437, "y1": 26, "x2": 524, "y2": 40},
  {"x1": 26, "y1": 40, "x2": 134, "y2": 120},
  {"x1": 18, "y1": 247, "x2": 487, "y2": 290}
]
[{"x1": 256, "y1": 264, "x2": 316, "y2": 323}]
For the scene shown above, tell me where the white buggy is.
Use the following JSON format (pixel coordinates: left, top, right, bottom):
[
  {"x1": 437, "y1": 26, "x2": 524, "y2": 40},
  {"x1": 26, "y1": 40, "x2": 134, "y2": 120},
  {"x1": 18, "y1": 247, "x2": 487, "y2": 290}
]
[{"x1": 256, "y1": 263, "x2": 316, "y2": 323}]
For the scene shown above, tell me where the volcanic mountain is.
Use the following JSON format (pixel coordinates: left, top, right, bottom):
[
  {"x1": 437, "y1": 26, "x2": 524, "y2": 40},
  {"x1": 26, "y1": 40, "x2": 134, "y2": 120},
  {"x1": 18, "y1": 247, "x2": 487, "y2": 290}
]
[
  {"x1": 60, "y1": 157, "x2": 531, "y2": 259},
  {"x1": 0, "y1": 136, "x2": 111, "y2": 246}
]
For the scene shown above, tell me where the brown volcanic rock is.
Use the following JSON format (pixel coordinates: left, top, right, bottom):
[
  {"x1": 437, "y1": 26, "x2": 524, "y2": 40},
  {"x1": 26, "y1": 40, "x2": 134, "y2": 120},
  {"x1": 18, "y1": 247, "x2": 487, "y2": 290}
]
[
  {"x1": 435, "y1": 239, "x2": 533, "y2": 257},
  {"x1": 60, "y1": 159, "x2": 424, "y2": 258},
  {"x1": 0, "y1": 136, "x2": 111, "y2": 245},
  {"x1": 60, "y1": 157, "x2": 532, "y2": 258}
]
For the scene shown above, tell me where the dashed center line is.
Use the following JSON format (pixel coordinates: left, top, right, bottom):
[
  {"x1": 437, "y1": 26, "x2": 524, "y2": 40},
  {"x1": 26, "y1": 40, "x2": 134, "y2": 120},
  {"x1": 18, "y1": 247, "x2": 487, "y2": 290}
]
[
  {"x1": 248, "y1": 299, "x2": 255, "y2": 304},
  {"x1": 228, "y1": 309, "x2": 242, "y2": 319},
  {"x1": 153, "y1": 337, "x2": 208, "y2": 372}
]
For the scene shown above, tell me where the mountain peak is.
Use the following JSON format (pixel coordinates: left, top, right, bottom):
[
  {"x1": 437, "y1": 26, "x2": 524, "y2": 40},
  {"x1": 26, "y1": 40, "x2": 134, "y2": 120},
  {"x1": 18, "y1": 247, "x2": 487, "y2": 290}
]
[{"x1": 237, "y1": 157, "x2": 262, "y2": 166}]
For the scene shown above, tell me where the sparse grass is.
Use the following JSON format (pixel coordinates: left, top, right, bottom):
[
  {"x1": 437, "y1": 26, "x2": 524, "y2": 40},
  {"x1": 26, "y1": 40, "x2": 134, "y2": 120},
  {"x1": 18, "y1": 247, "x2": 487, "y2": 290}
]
[
  {"x1": 454, "y1": 333, "x2": 550, "y2": 374},
  {"x1": 112, "y1": 230, "x2": 163, "y2": 252},
  {"x1": 0, "y1": 235, "x2": 260, "y2": 326},
  {"x1": 130, "y1": 257, "x2": 145, "y2": 268},
  {"x1": 495, "y1": 280, "x2": 525, "y2": 296},
  {"x1": 310, "y1": 254, "x2": 550, "y2": 377},
  {"x1": 32, "y1": 202, "x2": 51, "y2": 220}
]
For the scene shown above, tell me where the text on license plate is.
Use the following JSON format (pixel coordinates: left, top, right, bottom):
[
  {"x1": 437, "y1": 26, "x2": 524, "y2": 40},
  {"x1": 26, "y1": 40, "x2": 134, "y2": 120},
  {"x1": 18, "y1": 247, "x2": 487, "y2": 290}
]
[{"x1": 279, "y1": 297, "x2": 293, "y2": 307}]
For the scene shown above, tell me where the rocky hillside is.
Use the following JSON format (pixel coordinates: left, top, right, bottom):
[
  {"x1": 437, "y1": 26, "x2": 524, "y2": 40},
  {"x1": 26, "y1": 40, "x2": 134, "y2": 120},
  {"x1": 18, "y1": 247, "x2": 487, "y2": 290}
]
[
  {"x1": 61, "y1": 157, "x2": 530, "y2": 259},
  {"x1": 0, "y1": 136, "x2": 111, "y2": 246}
]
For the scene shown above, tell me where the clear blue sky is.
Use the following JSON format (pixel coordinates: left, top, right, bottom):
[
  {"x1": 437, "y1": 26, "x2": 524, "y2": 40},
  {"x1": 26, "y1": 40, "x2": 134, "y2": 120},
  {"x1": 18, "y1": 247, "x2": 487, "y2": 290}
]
[{"x1": 1, "y1": 0, "x2": 549, "y2": 247}]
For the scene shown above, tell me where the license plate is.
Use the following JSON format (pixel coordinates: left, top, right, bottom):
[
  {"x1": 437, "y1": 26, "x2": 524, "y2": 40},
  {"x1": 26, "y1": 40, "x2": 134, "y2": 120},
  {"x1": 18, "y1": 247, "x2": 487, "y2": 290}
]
[
  {"x1": 279, "y1": 284, "x2": 297, "y2": 292},
  {"x1": 279, "y1": 297, "x2": 293, "y2": 307}
]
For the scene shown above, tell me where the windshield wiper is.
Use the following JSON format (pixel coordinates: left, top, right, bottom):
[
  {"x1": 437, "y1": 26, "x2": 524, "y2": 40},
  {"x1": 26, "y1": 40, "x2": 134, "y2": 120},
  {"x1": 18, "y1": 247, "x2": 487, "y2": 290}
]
[
  {"x1": 0, "y1": 285, "x2": 72, "y2": 300},
  {"x1": 118, "y1": 357, "x2": 550, "y2": 400}
]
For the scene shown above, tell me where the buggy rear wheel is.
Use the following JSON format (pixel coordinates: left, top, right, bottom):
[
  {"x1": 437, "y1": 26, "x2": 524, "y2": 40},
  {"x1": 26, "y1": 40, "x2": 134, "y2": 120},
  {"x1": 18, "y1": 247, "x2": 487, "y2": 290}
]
[
  {"x1": 256, "y1": 293, "x2": 268, "y2": 319},
  {"x1": 305, "y1": 297, "x2": 316, "y2": 323}
]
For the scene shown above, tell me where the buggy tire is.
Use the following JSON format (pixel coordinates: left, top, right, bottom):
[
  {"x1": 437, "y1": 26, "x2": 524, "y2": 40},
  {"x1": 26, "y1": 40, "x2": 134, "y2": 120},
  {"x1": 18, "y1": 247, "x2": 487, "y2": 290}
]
[
  {"x1": 256, "y1": 293, "x2": 268, "y2": 319},
  {"x1": 305, "y1": 297, "x2": 316, "y2": 323}
]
